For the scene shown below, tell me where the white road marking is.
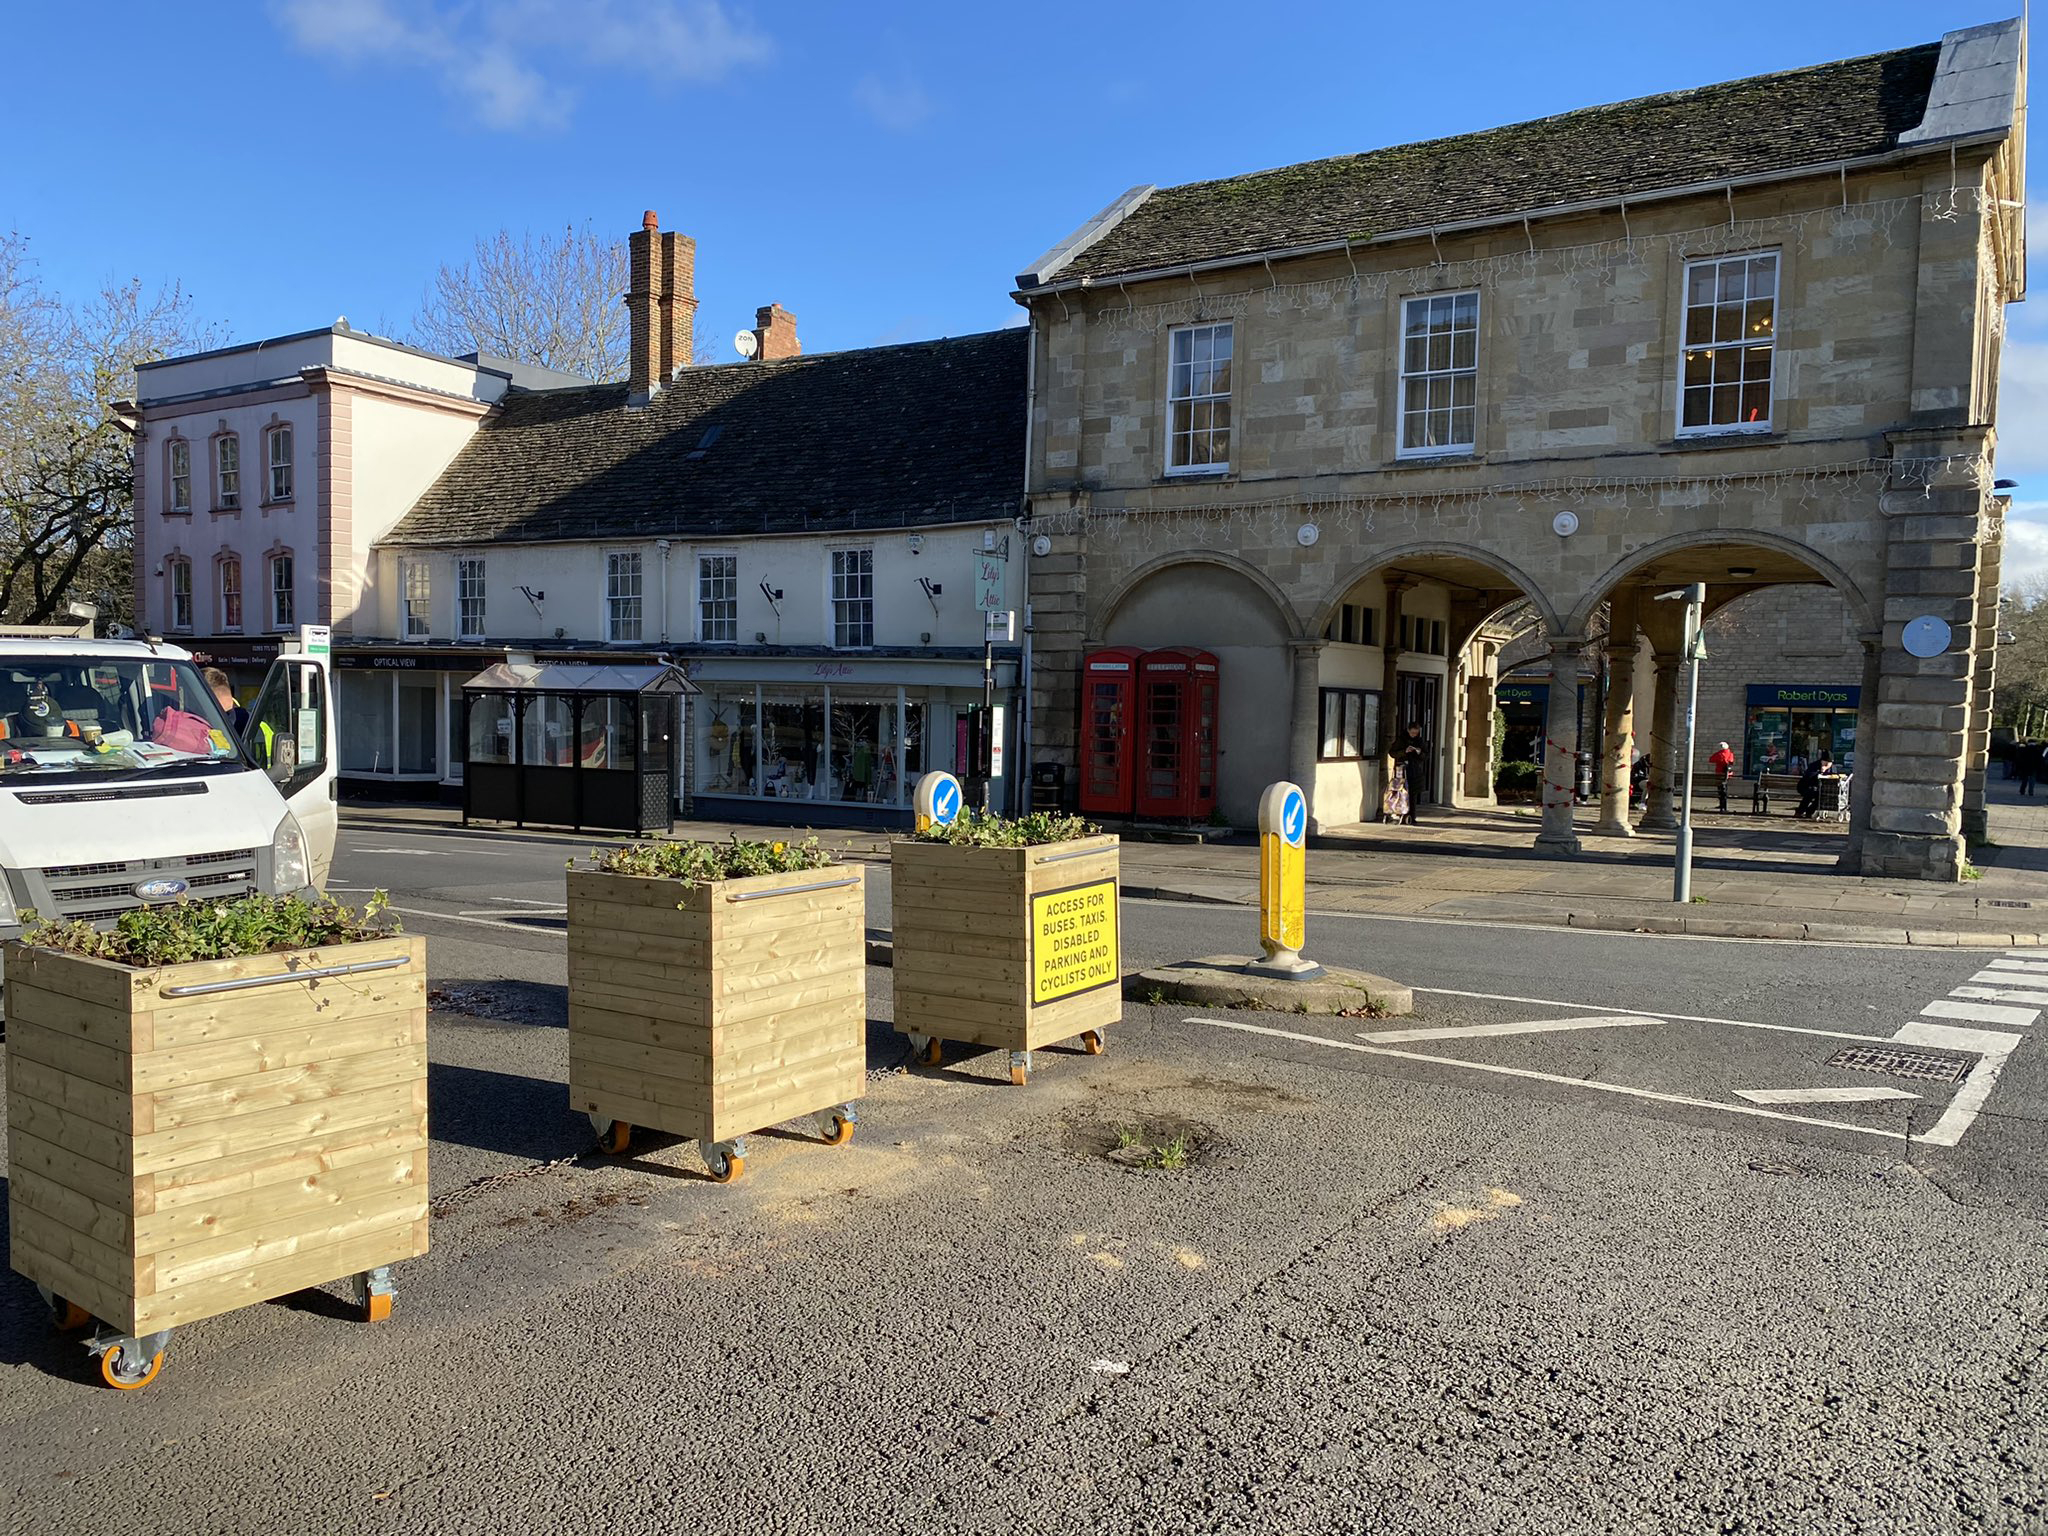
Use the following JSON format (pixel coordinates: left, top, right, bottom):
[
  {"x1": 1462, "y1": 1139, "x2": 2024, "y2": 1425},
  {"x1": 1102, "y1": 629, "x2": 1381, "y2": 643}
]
[
  {"x1": 1359, "y1": 1015, "x2": 1661, "y2": 1044},
  {"x1": 483, "y1": 896, "x2": 568, "y2": 906},
  {"x1": 385, "y1": 903, "x2": 567, "y2": 936},
  {"x1": 1735, "y1": 1087, "x2": 1920, "y2": 1105},
  {"x1": 343, "y1": 840, "x2": 511, "y2": 858},
  {"x1": 1891, "y1": 1020, "x2": 2021, "y2": 1058},
  {"x1": 1192, "y1": 1017, "x2": 1908, "y2": 1142},
  {"x1": 1409, "y1": 987, "x2": 1884, "y2": 1043},
  {"x1": 1953, "y1": 984, "x2": 2048, "y2": 1006},
  {"x1": 2005, "y1": 949, "x2": 2048, "y2": 958},
  {"x1": 1984, "y1": 958, "x2": 2048, "y2": 974},
  {"x1": 1920, "y1": 999, "x2": 2040, "y2": 1028},
  {"x1": 457, "y1": 909, "x2": 565, "y2": 919},
  {"x1": 1886, "y1": 1019, "x2": 2022, "y2": 1148}
]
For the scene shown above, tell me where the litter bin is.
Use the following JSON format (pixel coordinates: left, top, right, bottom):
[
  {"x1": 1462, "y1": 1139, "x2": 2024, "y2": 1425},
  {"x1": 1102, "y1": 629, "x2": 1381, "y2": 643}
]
[{"x1": 1031, "y1": 762, "x2": 1066, "y2": 812}]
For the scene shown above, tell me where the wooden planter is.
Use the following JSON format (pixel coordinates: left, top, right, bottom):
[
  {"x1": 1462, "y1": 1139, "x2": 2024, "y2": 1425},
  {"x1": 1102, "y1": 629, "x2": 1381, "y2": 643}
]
[
  {"x1": 566, "y1": 863, "x2": 866, "y2": 1181},
  {"x1": 891, "y1": 835, "x2": 1120, "y2": 1084},
  {"x1": 5, "y1": 935, "x2": 428, "y2": 1390}
]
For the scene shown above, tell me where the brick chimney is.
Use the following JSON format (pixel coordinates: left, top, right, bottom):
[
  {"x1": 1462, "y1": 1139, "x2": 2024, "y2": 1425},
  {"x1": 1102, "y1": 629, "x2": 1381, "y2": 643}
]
[
  {"x1": 752, "y1": 303, "x2": 799, "y2": 362},
  {"x1": 626, "y1": 209, "x2": 697, "y2": 402}
]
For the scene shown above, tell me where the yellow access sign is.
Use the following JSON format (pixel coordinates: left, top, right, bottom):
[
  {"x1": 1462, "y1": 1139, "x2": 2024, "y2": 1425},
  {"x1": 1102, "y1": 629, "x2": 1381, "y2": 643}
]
[{"x1": 1029, "y1": 879, "x2": 1120, "y2": 1005}]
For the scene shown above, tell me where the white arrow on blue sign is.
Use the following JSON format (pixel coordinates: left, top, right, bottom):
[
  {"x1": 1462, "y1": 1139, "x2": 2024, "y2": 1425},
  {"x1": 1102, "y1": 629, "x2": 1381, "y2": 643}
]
[
  {"x1": 932, "y1": 777, "x2": 961, "y2": 825},
  {"x1": 1279, "y1": 786, "x2": 1306, "y2": 848}
]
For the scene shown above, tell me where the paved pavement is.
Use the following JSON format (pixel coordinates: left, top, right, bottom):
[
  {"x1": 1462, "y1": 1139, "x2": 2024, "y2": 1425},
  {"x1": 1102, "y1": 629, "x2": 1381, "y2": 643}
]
[{"x1": 3, "y1": 817, "x2": 2043, "y2": 1533}]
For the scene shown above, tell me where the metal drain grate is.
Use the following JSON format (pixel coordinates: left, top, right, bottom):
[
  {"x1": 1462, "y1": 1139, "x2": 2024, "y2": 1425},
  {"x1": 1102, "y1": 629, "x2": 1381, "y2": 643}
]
[{"x1": 1827, "y1": 1047, "x2": 1970, "y2": 1085}]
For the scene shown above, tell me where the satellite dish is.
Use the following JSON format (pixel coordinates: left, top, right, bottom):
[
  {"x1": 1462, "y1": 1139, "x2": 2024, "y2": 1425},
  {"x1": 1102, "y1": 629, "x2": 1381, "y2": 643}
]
[{"x1": 733, "y1": 330, "x2": 758, "y2": 359}]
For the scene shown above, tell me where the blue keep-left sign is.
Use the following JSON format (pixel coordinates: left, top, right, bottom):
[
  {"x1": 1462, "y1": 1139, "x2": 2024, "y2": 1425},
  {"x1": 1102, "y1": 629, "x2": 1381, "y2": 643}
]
[
  {"x1": 1279, "y1": 785, "x2": 1307, "y2": 848},
  {"x1": 916, "y1": 770, "x2": 964, "y2": 830}
]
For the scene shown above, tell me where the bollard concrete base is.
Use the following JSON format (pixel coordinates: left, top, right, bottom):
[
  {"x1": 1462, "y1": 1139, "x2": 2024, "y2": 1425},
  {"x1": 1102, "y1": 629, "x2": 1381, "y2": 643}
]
[{"x1": 1128, "y1": 955, "x2": 1414, "y2": 1017}]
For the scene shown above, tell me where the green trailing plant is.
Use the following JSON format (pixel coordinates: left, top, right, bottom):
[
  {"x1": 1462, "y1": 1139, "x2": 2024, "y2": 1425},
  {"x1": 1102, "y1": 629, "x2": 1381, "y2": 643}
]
[
  {"x1": 591, "y1": 834, "x2": 835, "y2": 884},
  {"x1": 21, "y1": 891, "x2": 396, "y2": 967},
  {"x1": 1494, "y1": 759, "x2": 1541, "y2": 792},
  {"x1": 916, "y1": 810, "x2": 1098, "y2": 848}
]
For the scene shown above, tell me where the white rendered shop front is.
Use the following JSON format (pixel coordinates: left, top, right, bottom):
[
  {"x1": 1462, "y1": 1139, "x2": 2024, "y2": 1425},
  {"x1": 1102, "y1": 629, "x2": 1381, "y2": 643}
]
[{"x1": 688, "y1": 651, "x2": 1021, "y2": 827}]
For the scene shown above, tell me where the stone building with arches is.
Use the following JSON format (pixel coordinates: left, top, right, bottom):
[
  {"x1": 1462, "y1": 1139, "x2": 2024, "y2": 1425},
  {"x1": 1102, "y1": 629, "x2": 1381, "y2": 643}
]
[{"x1": 1013, "y1": 19, "x2": 2024, "y2": 880}]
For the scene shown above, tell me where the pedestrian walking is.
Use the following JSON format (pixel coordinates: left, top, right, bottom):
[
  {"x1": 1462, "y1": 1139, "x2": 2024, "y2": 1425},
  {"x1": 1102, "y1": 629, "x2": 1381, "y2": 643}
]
[
  {"x1": 1710, "y1": 740, "x2": 1736, "y2": 813},
  {"x1": 2020, "y1": 740, "x2": 2042, "y2": 798}
]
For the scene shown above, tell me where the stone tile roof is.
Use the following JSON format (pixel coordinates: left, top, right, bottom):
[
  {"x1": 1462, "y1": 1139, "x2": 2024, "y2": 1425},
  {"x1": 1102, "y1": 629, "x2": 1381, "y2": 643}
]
[
  {"x1": 385, "y1": 329, "x2": 1027, "y2": 546},
  {"x1": 1033, "y1": 42, "x2": 1944, "y2": 287}
]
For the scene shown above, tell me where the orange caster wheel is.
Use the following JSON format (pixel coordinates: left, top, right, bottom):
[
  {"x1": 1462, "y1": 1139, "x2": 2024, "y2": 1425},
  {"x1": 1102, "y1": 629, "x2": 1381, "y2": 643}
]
[
  {"x1": 1008, "y1": 1050, "x2": 1032, "y2": 1087},
  {"x1": 704, "y1": 1139, "x2": 746, "y2": 1183},
  {"x1": 363, "y1": 1292, "x2": 394, "y2": 1324},
  {"x1": 919, "y1": 1036, "x2": 944, "y2": 1067},
  {"x1": 589, "y1": 1112, "x2": 631, "y2": 1155},
  {"x1": 818, "y1": 1110, "x2": 856, "y2": 1146},
  {"x1": 47, "y1": 1295, "x2": 91, "y2": 1332},
  {"x1": 98, "y1": 1346, "x2": 165, "y2": 1391},
  {"x1": 1080, "y1": 1030, "x2": 1106, "y2": 1055}
]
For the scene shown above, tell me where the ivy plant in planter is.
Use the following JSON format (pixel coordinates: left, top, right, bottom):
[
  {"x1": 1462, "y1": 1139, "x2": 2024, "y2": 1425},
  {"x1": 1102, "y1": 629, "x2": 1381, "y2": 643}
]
[
  {"x1": 6, "y1": 893, "x2": 426, "y2": 1391},
  {"x1": 566, "y1": 835, "x2": 865, "y2": 1183},
  {"x1": 893, "y1": 811, "x2": 1121, "y2": 1085}
]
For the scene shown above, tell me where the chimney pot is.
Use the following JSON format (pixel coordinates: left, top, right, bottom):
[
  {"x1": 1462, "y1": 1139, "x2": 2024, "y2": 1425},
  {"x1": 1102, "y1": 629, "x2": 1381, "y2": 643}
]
[
  {"x1": 625, "y1": 211, "x2": 696, "y2": 400},
  {"x1": 642, "y1": 210, "x2": 659, "y2": 230}
]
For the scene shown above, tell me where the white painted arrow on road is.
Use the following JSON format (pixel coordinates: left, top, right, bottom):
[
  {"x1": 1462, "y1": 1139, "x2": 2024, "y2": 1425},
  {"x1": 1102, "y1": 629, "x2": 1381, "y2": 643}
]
[{"x1": 1359, "y1": 1015, "x2": 1661, "y2": 1045}]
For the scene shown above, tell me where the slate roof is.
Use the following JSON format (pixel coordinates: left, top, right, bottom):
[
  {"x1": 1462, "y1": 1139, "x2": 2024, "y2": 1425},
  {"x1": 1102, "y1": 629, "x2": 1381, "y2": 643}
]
[
  {"x1": 1031, "y1": 41, "x2": 1946, "y2": 288},
  {"x1": 385, "y1": 329, "x2": 1027, "y2": 547}
]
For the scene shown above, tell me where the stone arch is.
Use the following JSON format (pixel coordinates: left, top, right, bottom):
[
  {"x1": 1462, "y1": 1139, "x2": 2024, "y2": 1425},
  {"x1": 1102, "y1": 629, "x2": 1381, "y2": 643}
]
[
  {"x1": 1310, "y1": 542, "x2": 1563, "y2": 640},
  {"x1": 1095, "y1": 548, "x2": 1308, "y2": 643},
  {"x1": 1566, "y1": 528, "x2": 1880, "y2": 638}
]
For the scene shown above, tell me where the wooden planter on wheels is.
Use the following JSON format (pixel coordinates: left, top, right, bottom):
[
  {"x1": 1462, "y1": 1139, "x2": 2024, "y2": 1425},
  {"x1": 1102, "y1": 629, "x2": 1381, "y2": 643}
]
[
  {"x1": 5, "y1": 935, "x2": 429, "y2": 1391},
  {"x1": 566, "y1": 864, "x2": 866, "y2": 1182},
  {"x1": 891, "y1": 835, "x2": 1120, "y2": 1084}
]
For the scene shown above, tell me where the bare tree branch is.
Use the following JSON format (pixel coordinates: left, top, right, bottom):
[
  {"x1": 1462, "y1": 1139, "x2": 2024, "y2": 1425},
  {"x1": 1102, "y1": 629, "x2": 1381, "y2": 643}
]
[{"x1": 410, "y1": 223, "x2": 628, "y2": 381}]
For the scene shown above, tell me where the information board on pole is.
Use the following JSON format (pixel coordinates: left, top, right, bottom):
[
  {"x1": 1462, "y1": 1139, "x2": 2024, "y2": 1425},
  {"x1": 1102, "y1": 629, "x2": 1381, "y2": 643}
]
[
  {"x1": 974, "y1": 548, "x2": 1008, "y2": 613},
  {"x1": 1029, "y1": 879, "x2": 1120, "y2": 1004}
]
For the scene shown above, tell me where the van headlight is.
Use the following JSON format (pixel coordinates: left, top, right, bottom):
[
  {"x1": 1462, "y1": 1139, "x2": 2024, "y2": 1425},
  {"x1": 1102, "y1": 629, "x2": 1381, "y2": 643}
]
[
  {"x1": 271, "y1": 814, "x2": 310, "y2": 893},
  {"x1": 0, "y1": 877, "x2": 18, "y2": 929}
]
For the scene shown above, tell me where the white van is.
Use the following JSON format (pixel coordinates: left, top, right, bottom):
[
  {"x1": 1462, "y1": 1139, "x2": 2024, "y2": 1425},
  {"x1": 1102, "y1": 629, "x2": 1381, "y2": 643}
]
[{"x1": 0, "y1": 628, "x2": 335, "y2": 948}]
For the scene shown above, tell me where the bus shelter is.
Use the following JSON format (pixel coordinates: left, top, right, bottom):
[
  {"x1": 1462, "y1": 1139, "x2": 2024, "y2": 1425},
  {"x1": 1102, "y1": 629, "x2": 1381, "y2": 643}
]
[{"x1": 462, "y1": 661, "x2": 694, "y2": 833}]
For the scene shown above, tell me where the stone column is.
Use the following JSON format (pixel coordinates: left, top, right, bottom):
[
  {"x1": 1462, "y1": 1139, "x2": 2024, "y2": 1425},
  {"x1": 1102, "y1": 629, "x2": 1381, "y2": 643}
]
[
  {"x1": 1960, "y1": 515, "x2": 2003, "y2": 839},
  {"x1": 1592, "y1": 587, "x2": 1639, "y2": 836},
  {"x1": 1535, "y1": 635, "x2": 1585, "y2": 856},
  {"x1": 1287, "y1": 640, "x2": 1326, "y2": 826},
  {"x1": 1859, "y1": 429, "x2": 1990, "y2": 881},
  {"x1": 1635, "y1": 604, "x2": 1684, "y2": 832},
  {"x1": 1464, "y1": 666, "x2": 1497, "y2": 801},
  {"x1": 1835, "y1": 634, "x2": 1883, "y2": 872}
]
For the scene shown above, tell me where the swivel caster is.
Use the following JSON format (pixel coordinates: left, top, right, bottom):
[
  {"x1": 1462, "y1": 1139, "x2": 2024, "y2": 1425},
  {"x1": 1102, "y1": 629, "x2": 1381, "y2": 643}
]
[
  {"x1": 37, "y1": 1285, "x2": 90, "y2": 1332},
  {"x1": 87, "y1": 1327, "x2": 173, "y2": 1392},
  {"x1": 817, "y1": 1105, "x2": 858, "y2": 1146},
  {"x1": 703, "y1": 1137, "x2": 747, "y2": 1183},
  {"x1": 590, "y1": 1112, "x2": 631, "y2": 1155},
  {"x1": 1079, "y1": 1029, "x2": 1106, "y2": 1056},
  {"x1": 1010, "y1": 1049, "x2": 1032, "y2": 1087},
  {"x1": 350, "y1": 1265, "x2": 397, "y2": 1324}
]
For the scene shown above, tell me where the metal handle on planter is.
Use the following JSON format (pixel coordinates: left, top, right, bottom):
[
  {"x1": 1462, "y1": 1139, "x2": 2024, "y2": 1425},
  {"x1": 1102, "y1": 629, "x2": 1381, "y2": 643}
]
[
  {"x1": 1032, "y1": 845, "x2": 1106, "y2": 866},
  {"x1": 724, "y1": 875, "x2": 862, "y2": 903},
  {"x1": 159, "y1": 955, "x2": 411, "y2": 998}
]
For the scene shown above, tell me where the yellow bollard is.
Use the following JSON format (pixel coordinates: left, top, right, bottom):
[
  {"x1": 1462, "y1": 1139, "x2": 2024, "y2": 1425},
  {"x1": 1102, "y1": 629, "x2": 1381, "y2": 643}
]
[{"x1": 1250, "y1": 781, "x2": 1321, "y2": 978}]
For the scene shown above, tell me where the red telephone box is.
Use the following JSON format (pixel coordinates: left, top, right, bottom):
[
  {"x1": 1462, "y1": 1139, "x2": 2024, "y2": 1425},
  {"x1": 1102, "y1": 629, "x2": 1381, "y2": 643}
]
[
  {"x1": 1135, "y1": 648, "x2": 1219, "y2": 820},
  {"x1": 1078, "y1": 647, "x2": 1142, "y2": 816}
]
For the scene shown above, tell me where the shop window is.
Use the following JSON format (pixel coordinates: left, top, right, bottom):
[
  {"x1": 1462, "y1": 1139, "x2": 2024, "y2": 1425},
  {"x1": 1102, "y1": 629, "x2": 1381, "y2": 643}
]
[
  {"x1": 1318, "y1": 687, "x2": 1380, "y2": 761},
  {"x1": 1680, "y1": 251, "x2": 1777, "y2": 433},
  {"x1": 1399, "y1": 290, "x2": 1478, "y2": 455},
  {"x1": 397, "y1": 675, "x2": 438, "y2": 775},
  {"x1": 402, "y1": 560, "x2": 431, "y2": 639},
  {"x1": 1166, "y1": 321, "x2": 1233, "y2": 473},
  {"x1": 458, "y1": 556, "x2": 486, "y2": 641},
  {"x1": 1743, "y1": 685, "x2": 1858, "y2": 777},
  {"x1": 167, "y1": 438, "x2": 191, "y2": 514},
  {"x1": 761, "y1": 691, "x2": 823, "y2": 798},
  {"x1": 267, "y1": 425, "x2": 294, "y2": 502},
  {"x1": 698, "y1": 688, "x2": 759, "y2": 795},
  {"x1": 698, "y1": 553, "x2": 737, "y2": 643},
  {"x1": 168, "y1": 557, "x2": 192, "y2": 632},
  {"x1": 830, "y1": 549, "x2": 873, "y2": 649},
  {"x1": 606, "y1": 550, "x2": 642, "y2": 642},
  {"x1": 339, "y1": 671, "x2": 395, "y2": 774}
]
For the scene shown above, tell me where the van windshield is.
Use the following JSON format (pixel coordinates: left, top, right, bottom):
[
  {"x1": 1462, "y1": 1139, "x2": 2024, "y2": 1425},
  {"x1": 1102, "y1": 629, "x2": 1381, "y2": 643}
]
[{"x1": 0, "y1": 657, "x2": 250, "y2": 778}]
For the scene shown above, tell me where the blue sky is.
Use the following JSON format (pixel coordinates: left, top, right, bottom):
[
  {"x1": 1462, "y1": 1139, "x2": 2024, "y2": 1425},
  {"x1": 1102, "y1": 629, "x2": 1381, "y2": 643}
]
[{"x1": 5, "y1": 1, "x2": 2041, "y2": 577}]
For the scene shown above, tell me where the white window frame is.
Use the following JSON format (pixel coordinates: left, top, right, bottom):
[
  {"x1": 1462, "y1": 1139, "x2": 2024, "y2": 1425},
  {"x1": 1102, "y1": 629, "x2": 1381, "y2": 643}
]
[
  {"x1": 1397, "y1": 290, "x2": 1480, "y2": 458},
  {"x1": 269, "y1": 553, "x2": 295, "y2": 630},
  {"x1": 168, "y1": 438, "x2": 191, "y2": 514},
  {"x1": 457, "y1": 556, "x2": 486, "y2": 642},
  {"x1": 220, "y1": 557, "x2": 243, "y2": 634},
  {"x1": 267, "y1": 425, "x2": 294, "y2": 502},
  {"x1": 401, "y1": 558, "x2": 431, "y2": 640},
  {"x1": 830, "y1": 547, "x2": 874, "y2": 650},
  {"x1": 216, "y1": 434, "x2": 240, "y2": 510},
  {"x1": 1165, "y1": 321, "x2": 1233, "y2": 475},
  {"x1": 605, "y1": 549, "x2": 643, "y2": 643},
  {"x1": 1676, "y1": 250, "x2": 1779, "y2": 438},
  {"x1": 168, "y1": 558, "x2": 192, "y2": 632},
  {"x1": 697, "y1": 551, "x2": 738, "y2": 644}
]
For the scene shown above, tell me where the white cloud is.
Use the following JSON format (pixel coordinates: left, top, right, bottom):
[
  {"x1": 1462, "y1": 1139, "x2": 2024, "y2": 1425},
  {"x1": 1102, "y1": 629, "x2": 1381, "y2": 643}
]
[
  {"x1": 2001, "y1": 502, "x2": 2048, "y2": 594},
  {"x1": 270, "y1": 0, "x2": 770, "y2": 132},
  {"x1": 853, "y1": 70, "x2": 934, "y2": 133}
]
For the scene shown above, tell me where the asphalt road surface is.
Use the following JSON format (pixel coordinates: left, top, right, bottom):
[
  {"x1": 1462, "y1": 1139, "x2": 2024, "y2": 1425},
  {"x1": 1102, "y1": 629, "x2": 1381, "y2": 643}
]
[{"x1": 1, "y1": 820, "x2": 2041, "y2": 1535}]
